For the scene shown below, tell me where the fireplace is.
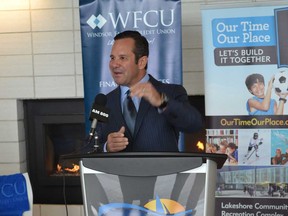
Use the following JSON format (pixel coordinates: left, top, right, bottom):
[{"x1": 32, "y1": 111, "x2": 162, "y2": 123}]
[
  {"x1": 24, "y1": 98, "x2": 86, "y2": 204},
  {"x1": 23, "y1": 96, "x2": 205, "y2": 205}
]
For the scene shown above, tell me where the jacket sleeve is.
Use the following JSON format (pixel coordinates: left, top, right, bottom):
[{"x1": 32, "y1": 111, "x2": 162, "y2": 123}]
[{"x1": 161, "y1": 85, "x2": 204, "y2": 133}]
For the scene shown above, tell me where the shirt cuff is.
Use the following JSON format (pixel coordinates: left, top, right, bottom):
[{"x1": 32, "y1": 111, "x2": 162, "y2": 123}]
[{"x1": 103, "y1": 142, "x2": 108, "y2": 152}]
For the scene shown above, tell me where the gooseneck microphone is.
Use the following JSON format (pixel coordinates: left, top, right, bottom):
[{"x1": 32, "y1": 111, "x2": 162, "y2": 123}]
[{"x1": 88, "y1": 93, "x2": 110, "y2": 145}]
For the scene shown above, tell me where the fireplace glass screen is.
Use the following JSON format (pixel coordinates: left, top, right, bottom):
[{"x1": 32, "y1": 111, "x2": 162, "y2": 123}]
[{"x1": 24, "y1": 99, "x2": 85, "y2": 204}]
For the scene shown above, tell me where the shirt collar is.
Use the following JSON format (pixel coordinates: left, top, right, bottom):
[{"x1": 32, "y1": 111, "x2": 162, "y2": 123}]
[
  {"x1": 120, "y1": 74, "x2": 149, "y2": 111},
  {"x1": 120, "y1": 73, "x2": 149, "y2": 98}
]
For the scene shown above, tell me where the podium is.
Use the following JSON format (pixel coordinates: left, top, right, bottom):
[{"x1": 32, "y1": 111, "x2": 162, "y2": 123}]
[{"x1": 75, "y1": 152, "x2": 227, "y2": 216}]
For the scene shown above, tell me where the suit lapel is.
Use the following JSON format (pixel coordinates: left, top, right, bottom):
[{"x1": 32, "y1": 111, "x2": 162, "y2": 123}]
[
  {"x1": 134, "y1": 98, "x2": 151, "y2": 137},
  {"x1": 133, "y1": 75, "x2": 161, "y2": 137},
  {"x1": 110, "y1": 88, "x2": 124, "y2": 127},
  {"x1": 114, "y1": 75, "x2": 163, "y2": 139}
]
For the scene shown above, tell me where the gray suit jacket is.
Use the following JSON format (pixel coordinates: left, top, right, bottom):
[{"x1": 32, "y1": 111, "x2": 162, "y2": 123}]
[{"x1": 96, "y1": 75, "x2": 203, "y2": 152}]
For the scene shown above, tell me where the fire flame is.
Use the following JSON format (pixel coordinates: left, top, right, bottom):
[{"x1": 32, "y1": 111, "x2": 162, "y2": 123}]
[
  {"x1": 57, "y1": 163, "x2": 80, "y2": 173},
  {"x1": 197, "y1": 141, "x2": 204, "y2": 151}
]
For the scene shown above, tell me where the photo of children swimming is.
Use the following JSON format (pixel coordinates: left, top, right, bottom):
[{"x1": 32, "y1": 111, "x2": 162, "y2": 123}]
[
  {"x1": 271, "y1": 148, "x2": 288, "y2": 165},
  {"x1": 271, "y1": 130, "x2": 288, "y2": 165}
]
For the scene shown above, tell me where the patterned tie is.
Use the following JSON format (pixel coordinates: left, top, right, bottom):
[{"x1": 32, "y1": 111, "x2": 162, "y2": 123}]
[{"x1": 123, "y1": 90, "x2": 137, "y2": 134}]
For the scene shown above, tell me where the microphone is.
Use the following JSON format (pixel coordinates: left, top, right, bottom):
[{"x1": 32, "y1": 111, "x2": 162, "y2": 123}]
[{"x1": 88, "y1": 93, "x2": 110, "y2": 143}]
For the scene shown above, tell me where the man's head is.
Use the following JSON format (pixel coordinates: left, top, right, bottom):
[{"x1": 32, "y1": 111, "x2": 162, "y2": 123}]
[
  {"x1": 245, "y1": 73, "x2": 265, "y2": 97},
  {"x1": 109, "y1": 31, "x2": 149, "y2": 87},
  {"x1": 114, "y1": 31, "x2": 149, "y2": 68}
]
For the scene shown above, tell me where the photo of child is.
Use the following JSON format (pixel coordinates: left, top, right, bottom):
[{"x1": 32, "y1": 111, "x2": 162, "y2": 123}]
[
  {"x1": 227, "y1": 142, "x2": 238, "y2": 165},
  {"x1": 271, "y1": 148, "x2": 288, "y2": 165},
  {"x1": 245, "y1": 73, "x2": 288, "y2": 115},
  {"x1": 244, "y1": 132, "x2": 263, "y2": 158},
  {"x1": 238, "y1": 129, "x2": 271, "y2": 166},
  {"x1": 271, "y1": 130, "x2": 288, "y2": 165}
]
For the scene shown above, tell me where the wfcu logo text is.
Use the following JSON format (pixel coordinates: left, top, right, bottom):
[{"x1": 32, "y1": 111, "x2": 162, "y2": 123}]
[{"x1": 87, "y1": 10, "x2": 175, "y2": 29}]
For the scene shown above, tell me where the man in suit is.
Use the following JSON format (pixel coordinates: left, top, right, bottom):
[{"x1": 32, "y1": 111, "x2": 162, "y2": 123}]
[{"x1": 96, "y1": 30, "x2": 203, "y2": 152}]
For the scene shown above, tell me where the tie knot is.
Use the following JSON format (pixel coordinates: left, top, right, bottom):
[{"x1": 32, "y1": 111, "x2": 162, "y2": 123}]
[{"x1": 126, "y1": 90, "x2": 133, "y2": 102}]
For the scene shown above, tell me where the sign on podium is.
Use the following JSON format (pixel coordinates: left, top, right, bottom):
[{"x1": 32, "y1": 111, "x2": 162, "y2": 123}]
[{"x1": 75, "y1": 152, "x2": 227, "y2": 216}]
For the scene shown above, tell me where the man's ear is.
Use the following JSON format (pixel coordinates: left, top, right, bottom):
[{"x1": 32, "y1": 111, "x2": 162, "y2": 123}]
[
  {"x1": 138, "y1": 56, "x2": 148, "y2": 69},
  {"x1": 249, "y1": 89, "x2": 253, "y2": 95}
]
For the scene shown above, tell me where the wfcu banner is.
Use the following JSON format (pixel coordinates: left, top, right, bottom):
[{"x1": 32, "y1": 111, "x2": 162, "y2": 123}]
[
  {"x1": 202, "y1": 2, "x2": 288, "y2": 216},
  {"x1": 79, "y1": 0, "x2": 182, "y2": 134}
]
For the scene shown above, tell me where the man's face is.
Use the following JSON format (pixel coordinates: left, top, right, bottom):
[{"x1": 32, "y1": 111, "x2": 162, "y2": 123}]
[
  {"x1": 249, "y1": 80, "x2": 265, "y2": 98},
  {"x1": 109, "y1": 38, "x2": 146, "y2": 87}
]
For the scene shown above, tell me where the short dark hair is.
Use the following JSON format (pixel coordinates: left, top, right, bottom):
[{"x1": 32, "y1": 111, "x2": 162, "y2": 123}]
[
  {"x1": 245, "y1": 73, "x2": 265, "y2": 90},
  {"x1": 114, "y1": 30, "x2": 149, "y2": 68},
  {"x1": 228, "y1": 142, "x2": 237, "y2": 149}
]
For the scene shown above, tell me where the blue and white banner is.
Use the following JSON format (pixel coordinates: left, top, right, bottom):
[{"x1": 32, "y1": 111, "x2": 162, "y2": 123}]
[
  {"x1": 202, "y1": 3, "x2": 288, "y2": 216},
  {"x1": 79, "y1": 0, "x2": 182, "y2": 134}
]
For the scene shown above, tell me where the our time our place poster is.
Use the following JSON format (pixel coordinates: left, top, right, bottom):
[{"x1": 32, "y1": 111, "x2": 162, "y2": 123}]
[{"x1": 202, "y1": 2, "x2": 288, "y2": 216}]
